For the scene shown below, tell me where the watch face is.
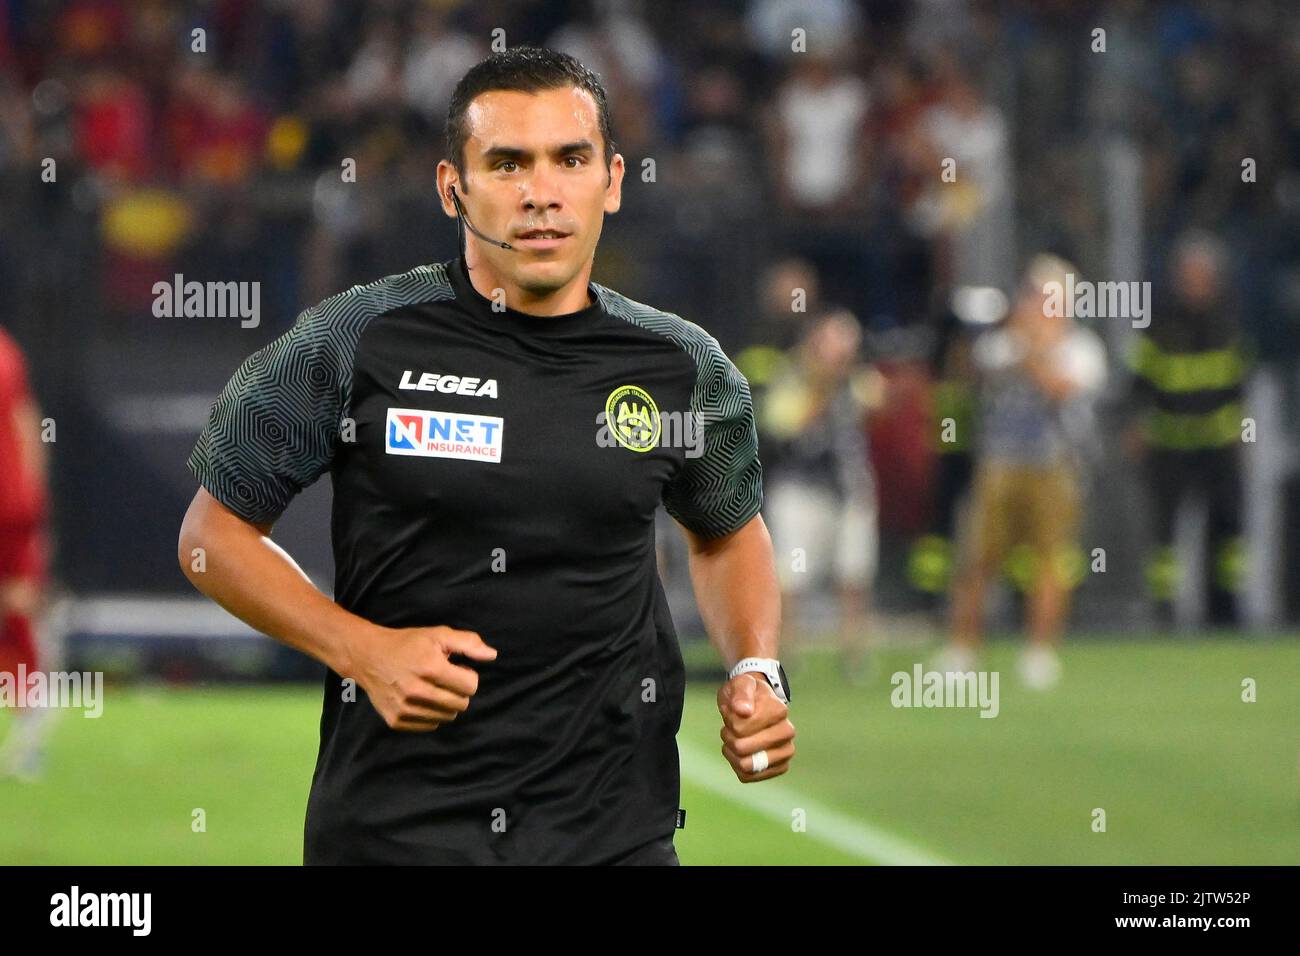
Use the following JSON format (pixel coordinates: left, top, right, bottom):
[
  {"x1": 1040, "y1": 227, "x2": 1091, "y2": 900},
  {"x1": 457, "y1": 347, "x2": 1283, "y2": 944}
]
[{"x1": 776, "y1": 663, "x2": 791, "y2": 702}]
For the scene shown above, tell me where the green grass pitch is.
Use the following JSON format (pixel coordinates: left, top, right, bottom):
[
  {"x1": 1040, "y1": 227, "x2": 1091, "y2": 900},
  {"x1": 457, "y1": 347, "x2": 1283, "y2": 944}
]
[{"x1": 2, "y1": 637, "x2": 1297, "y2": 864}]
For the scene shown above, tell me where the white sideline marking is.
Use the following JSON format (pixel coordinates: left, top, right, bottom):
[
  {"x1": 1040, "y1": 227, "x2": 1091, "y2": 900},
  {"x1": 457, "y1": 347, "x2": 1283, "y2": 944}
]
[{"x1": 677, "y1": 740, "x2": 954, "y2": 866}]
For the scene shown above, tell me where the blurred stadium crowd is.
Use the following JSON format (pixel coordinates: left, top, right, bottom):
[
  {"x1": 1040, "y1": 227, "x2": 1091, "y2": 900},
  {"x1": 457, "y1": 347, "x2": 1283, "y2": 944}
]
[{"x1": 0, "y1": 0, "x2": 1297, "y2": 659}]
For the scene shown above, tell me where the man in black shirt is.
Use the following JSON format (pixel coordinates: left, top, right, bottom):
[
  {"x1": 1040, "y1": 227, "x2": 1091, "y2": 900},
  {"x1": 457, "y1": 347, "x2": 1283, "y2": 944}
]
[{"x1": 178, "y1": 47, "x2": 795, "y2": 865}]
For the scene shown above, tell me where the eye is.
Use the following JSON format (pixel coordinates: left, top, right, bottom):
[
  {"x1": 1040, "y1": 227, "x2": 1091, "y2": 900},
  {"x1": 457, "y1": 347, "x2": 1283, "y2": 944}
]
[
  {"x1": 496, "y1": 160, "x2": 518, "y2": 172},
  {"x1": 564, "y1": 155, "x2": 585, "y2": 168}
]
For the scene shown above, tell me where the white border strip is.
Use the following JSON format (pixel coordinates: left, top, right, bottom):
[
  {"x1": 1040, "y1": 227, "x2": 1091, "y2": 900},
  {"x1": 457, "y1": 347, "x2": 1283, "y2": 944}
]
[{"x1": 64, "y1": 595, "x2": 268, "y2": 639}]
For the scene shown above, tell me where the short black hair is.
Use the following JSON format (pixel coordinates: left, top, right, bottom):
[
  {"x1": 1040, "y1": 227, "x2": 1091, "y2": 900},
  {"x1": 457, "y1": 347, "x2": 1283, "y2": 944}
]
[{"x1": 446, "y1": 46, "x2": 616, "y2": 187}]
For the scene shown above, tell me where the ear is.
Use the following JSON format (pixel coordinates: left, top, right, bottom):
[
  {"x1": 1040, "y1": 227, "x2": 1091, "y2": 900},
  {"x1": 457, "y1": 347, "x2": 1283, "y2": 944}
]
[
  {"x1": 435, "y1": 159, "x2": 460, "y2": 218},
  {"x1": 603, "y1": 153, "x2": 625, "y2": 215}
]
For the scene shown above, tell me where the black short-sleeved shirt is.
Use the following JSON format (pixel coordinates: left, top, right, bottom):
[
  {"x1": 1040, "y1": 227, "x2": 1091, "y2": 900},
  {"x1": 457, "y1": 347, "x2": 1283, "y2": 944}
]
[{"x1": 187, "y1": 256, "x2": 762, "y2": 864}]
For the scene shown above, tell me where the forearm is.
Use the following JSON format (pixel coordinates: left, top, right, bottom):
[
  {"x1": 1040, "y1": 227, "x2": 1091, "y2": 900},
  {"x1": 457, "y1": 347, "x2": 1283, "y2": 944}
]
[
  {"x1": 178, "y1": 503, "x2": 374, "y2": 675},
  {"x1": 684, "y1": 514, "x2": 782, "y2": 668}
]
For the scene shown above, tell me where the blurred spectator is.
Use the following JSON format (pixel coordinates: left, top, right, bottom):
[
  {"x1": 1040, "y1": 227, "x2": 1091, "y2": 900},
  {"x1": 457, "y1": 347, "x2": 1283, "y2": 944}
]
[
  {"x1": 943, "y1": 255, "x2": 1108, "y2": 688},
  {"x1": 171, "y1": 71, "x2": 269, "y2": 186},
  {"x1": 750, "y1": 255, "x2": 822, "y2": 350},
  {"x1": 919, "y1": 52, "x2": 1014, "y2": 289},
  {"x1": 745, "y1": 0, "x2": 864, "y2": 62},
  {"x1": 905, "y1": 288, "x2": 995, "y2": 602},
  {"x1": 402, "y1": 6, "x2": 482, "y2": 125},
  {"x1": 0, "y1": 325, "x2": 52, "y2": 781},
  {"x1": 75, "y1": 64, "x2": 152, "y2": 182},
  {"x1": 760, "y1": 307, "x2": 885, "y2": 682},
  {"x1": 345, "y1": 14, "x2": 405, "y2": 111},
  {"x1": 1125, "y1": 229, "x2": 1250, "y2": 626},
  {"x1": 763, "y1": 47, "x2": 870, "y2": 218}
]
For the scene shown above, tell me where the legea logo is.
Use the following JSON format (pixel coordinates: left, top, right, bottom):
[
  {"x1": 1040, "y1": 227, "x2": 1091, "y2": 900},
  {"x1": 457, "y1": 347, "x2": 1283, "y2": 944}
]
[{"x1": 398, "y1": 370, "x2": 499, "y2": 398}]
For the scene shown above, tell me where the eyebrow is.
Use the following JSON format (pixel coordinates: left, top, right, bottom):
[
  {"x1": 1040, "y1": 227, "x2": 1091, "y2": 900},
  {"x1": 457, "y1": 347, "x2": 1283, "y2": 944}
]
[{"x1": 481, "y1": 140, "x2": 597, "y2": 163}]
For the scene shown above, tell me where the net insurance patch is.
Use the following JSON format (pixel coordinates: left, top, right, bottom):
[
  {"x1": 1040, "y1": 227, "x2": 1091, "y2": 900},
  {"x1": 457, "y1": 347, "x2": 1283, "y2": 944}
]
[{"x1": 385, "y1": 371, "x2": 503, "y2": 463}]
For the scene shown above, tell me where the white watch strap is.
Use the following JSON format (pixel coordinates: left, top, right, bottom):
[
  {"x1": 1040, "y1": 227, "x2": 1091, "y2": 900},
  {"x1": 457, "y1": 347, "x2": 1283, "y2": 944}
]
[{"x1": 728, "y1": 657, "x2": 788, "y2": 703}]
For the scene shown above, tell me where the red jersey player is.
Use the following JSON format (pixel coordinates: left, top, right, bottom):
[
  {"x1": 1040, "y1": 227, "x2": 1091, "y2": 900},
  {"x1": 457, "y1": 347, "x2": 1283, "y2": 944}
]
[{"x1": 0, "y1": 325, "x2": 51, "y2": 781}]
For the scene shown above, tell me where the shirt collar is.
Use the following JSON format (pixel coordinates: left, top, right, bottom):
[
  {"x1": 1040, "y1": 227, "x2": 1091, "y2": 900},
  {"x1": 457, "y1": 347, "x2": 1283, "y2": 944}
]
[{"x1": 447, "y1": 255, "x2": 605, "y2": 335}]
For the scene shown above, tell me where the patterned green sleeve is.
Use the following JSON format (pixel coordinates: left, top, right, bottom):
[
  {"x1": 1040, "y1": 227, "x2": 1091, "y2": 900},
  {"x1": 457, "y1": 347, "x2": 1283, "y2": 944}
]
[
  {"x1": 662, "y1": 330, "x2": 764, "y2": 538},
  {"x1": 187, "y1": 307, "x2": 346, "y2": 524}
]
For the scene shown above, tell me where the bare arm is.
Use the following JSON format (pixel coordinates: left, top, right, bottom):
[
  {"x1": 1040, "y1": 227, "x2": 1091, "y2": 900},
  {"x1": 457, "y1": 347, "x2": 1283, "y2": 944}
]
[
  {"x1": 680, "y1": 512, "x2": 781, "y2": 668},
  {"x1": 680, "y1": 511, "x2": 795, "y2": 782},
  {"x1": 177, "y1": 486, "x2": 368, "y2": 675},
  {"x1": 177, "y1": 487, "x2": 496, "y2": 730}
]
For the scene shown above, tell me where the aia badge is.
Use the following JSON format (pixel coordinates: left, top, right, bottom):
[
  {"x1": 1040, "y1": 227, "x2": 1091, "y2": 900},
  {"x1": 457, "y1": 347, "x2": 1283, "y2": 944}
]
[
  {"x1": 386, "y1": 407, "x2": 504, "y2": 463},
  {"x1": 603, "y1": 385, "x2": 660, "y2": 453}
]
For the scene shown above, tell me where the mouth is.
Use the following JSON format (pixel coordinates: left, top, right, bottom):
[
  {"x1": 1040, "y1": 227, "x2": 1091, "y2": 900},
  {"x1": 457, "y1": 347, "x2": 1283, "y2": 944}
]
[{"x1": 514, "y1": 228, "x2": 572, "y2": 250}]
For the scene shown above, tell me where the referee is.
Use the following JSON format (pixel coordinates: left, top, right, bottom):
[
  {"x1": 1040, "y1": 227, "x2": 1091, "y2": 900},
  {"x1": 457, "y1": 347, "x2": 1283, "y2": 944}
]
[{"x1": 178, "y1": 47, "x2": 795, "y2": 865}]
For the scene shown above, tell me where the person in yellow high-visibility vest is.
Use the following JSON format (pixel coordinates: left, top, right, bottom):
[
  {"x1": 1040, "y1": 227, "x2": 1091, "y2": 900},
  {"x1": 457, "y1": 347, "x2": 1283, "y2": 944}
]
[
  {"x1": 907, "y1": 301, "x2": 977, "y2": 604},
  {"x1": 1124, "y1": 230, "x2": 1250, "y2": 626}
]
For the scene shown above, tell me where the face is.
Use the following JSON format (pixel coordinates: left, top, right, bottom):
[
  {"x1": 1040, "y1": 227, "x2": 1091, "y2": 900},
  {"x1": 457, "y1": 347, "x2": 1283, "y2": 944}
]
[
  {"x1": 1176, "y1": 249, "x2": 1220, "y2": 307},
  {"x1": 762, "y1": 260, "x2": 817, "y2": 317},
  {"x1": 804, "y1": 311, "x2": 860, "y2": 376},
  {"x1": 438, "y1": 85, "x2": 624, "y2": 298},
  {"x1": 1013, "y1": 281, "x2": 1068, "y2": 340}
]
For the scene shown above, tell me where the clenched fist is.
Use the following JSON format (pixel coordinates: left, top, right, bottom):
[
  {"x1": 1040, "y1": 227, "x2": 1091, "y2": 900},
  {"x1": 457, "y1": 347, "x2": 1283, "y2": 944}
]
[
  {"x1": 717, "y1": 673, "x2": 795, "y2": 782},
  {"x1": 344, "y1": 625, "x2": 497, "y2": 732}
]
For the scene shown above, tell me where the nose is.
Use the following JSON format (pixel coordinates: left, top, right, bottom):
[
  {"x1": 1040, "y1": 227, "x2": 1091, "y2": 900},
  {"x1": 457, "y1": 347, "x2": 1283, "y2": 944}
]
[{"x1": 518, "y1": 164, "x2": 564, "y2": 216}]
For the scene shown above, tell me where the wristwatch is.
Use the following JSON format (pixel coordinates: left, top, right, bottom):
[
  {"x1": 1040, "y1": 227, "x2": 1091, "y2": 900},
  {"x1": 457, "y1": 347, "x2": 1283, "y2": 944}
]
[{"x1": 728, "y1": 657, "x2": 791, "y2": 704}]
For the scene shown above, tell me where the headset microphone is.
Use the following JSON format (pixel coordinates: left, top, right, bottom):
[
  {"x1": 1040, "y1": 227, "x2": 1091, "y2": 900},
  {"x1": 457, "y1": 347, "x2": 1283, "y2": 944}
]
[{"x1": 450, "y1": 184, "x2": 514, "y2": 251}]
